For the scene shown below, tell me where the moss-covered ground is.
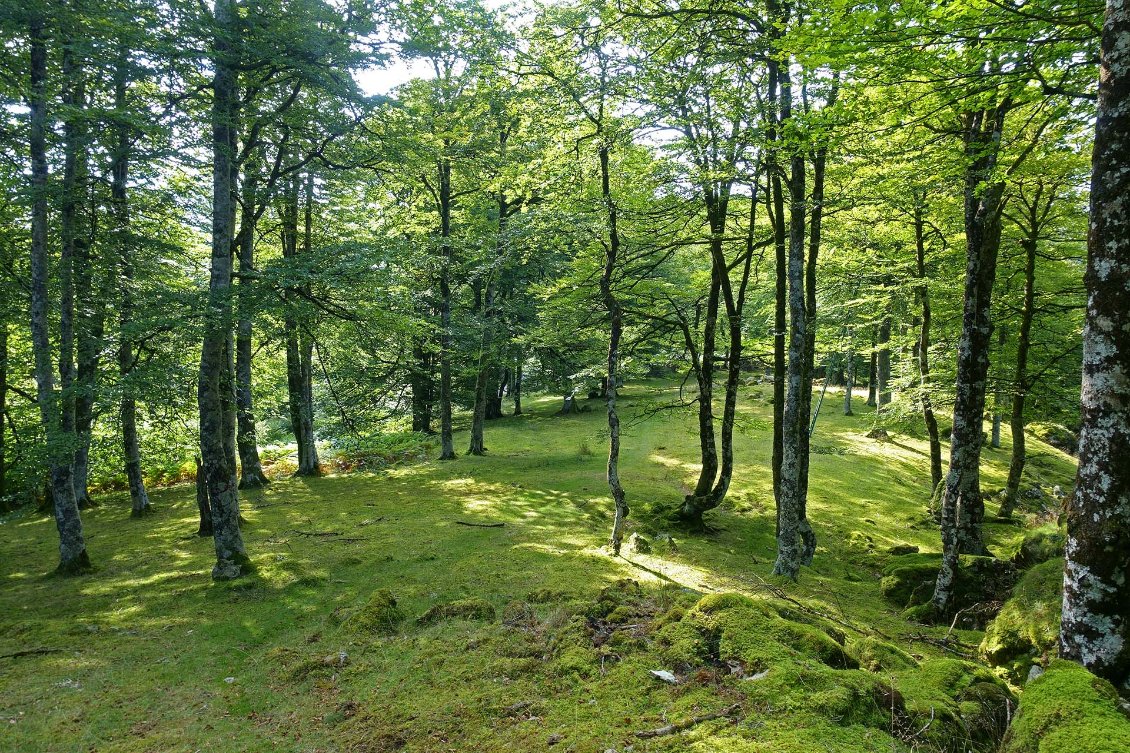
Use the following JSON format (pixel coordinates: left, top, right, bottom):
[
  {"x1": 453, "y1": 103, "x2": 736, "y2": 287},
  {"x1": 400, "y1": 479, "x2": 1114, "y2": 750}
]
[{"x1": 0, "y1": 381, "x2": 1084, "y2": 752}]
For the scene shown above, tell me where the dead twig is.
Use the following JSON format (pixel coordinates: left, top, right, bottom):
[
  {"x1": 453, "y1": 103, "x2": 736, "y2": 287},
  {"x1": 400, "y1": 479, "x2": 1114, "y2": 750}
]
[
  {"x1": 288, "y1": 529, "x2": 342, "y2": 537},
  {"x1": 1, "y1": 648, "x2": 64, "y2": 659},
  {"x1": 455, "y1": 521, "x2": 505, "y2": 528},
  {"x1": 634, "y1": 703, "x2": 743, "y2": 738}
]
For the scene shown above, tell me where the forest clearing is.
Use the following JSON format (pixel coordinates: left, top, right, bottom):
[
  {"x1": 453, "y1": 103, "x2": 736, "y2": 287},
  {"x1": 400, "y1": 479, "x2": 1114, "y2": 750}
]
[
  {"x1": 1, "y1": 383, "x2": 1110, "y2": 752},
  {"x1": 1, "y1": 0, "x2": 1129, "y2": 750}
]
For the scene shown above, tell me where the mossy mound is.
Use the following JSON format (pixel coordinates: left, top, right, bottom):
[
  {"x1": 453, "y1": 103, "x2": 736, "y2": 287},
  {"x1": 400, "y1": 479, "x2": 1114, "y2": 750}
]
[
  {"x1": 417, "y1": 598, "x2": 496, "y2": 625},
  {"x1": 980, "y1": 558, "x2": 1062, "y2": 673},
  {"x1": 344, "y1": 588, "x2": 404, "y2": 634},
  {"x1": 1000, "y1": 660, "x2": 1130, "y2": 753},
  {"x1": 586, "y1": 578, "x2": 649, "y2": 623},
  {"x1": 1010, "y1": 526, "x2": 1065, "y2": 570},
  {"x1": 1027, "y1": 422, "x2": 1078, "y2": 455},
  {"x1": 656, "y1": 592, "x2": 856, "y2": 672},
  {"x1": 845, "y1": 635, "x2": 919, "y2": 672},
  {"x1": 892, "y1": 658, "x2": 1016, "y2": 752},
  {"x1": 880, "y1": 553, "x2": 1018, "y2": 623}
]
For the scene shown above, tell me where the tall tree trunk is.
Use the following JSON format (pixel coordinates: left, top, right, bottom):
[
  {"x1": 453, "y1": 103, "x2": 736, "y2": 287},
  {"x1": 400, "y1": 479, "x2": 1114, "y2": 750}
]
[
  {"x1": 774, "y1": 140, "x2": 807, "y2": 580},
  {"x1": 111, "y1": 49, "x2": 151, "y2": 517},
  {"x1": 200, "y1": 0, "x2": 249, "y2": 579},
  {"x1": 512, "y1": 361, "x2": 522, "y2": 416},
  {"x1": 0, "y1": 323, "x2": 7, "y2": 510},
  {"x1": 876, "y1": 316, "x2": 891, "y2": 409},
  {"x1": 437, "y1": 154, "x2": 456, "y2": 460},
  {"x1": 235, "y1": 151, "x2": 268, "y2": 488},
  {"x1": 59, "y1": 21, "x2": 82, "y2": 512},
  {"x1": 195, "y1": 455, "x2": 211, "y2": 537},
  {"x1": 599, "y1": 143, "x2": 629, "y2": 554},
  {"x1": 768, "y1": 55, "x2": 788, "y2": 525},
  {"x1": 843, "y1": 335, "x2": 854, "y2": 416},
  {"x1": 29, "y1": 14, "x2": 88, "y2": 573},
  {"x1": 295, "y1": 173, "x2": 319, "y2": 476},
  {"x1": 991, "y1": 324, "x2": 1006, "y2": 449},
  {"x1": 914, "y1": 204, "x2": 943, "y2": 491},
  {"x1": 1060, "y1": 0, "x2": 1130, "y2": 686},
  {"x1": 1002, "y1": 208, "x2": 1042, "y2": 518},
  {"x1": 932, "y1": 106, "x2": 1009, "y2": 613}
]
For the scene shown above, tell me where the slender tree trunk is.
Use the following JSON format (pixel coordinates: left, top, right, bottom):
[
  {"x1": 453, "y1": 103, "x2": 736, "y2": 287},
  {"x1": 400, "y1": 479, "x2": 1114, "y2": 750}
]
[
  {"x1": 933, "y1": 106, "x2": 1009, "y2": 613},
  {"x1": 866, "y1": 332, "x2": 878, "y2": 407},
  {"x1": 599, "y1": 143, "x2": 629, "y2": 554},
  {"x1": 512, "y1": 361, "x2": 522, "y2": 416},
  {"x1": 295, "y1": 174, "x2": 319, "y2": 476},
  {"x1": 991, "y1": 324, "x2": 1006, "y2": 449},
  {"x1": 0, "y1": 323, "x2": 7, "y2": 510},
  {"x1": 914, "y1": 204, "x2": 943, "y2": 491},
  {"x1": 29, "y1": 14, "x2": 88, "y2": 573},
  {"x1": 1060, "y1": 0, "x2": 1130, "y2": 686},
  {"x1": 111, "y1": 50, "x2": 151, "y2": 517},
  {"x1": 437, "y1": 155, "x2": 455, "y2": 460},
  {"x1": 1002, "y1": 228, "x2": 1040, "y2": 517},
  {"x1": 843, "y1": 336, "x2": 854, "y2": 416},
  {"x1": 235, "y1": 151, "x2": 268, "y2": 488},
  {"x1": 768, "y1": 61, "x2": 787, "y2": 525},
  {"x1": 410, "y1": 339, "x2": 434, "y2": 433},
  {"x1": 200, "y1": 0, "x2": 249, "y2": 579},
  {"x1": 877, "y1": 316, "x2": 891, "y2": 409}
]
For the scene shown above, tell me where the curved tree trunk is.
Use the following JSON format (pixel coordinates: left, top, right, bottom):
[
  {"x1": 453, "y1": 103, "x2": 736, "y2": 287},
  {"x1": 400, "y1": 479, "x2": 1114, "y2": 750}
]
[{"x1": 1060, "y1": 0, "x2": 1130, "y2": 686}]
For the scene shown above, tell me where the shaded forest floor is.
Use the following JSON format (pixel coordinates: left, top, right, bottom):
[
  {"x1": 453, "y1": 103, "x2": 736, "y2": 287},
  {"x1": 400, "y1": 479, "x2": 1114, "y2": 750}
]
[{"x1": 0, "y1": 381, "x2": 1079, "y2": 752}]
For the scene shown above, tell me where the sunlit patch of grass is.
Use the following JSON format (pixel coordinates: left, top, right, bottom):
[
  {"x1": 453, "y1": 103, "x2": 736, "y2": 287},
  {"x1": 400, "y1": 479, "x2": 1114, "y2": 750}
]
[{"x1": 0, "y1": 380, "x2": 1077, "y2": 752}]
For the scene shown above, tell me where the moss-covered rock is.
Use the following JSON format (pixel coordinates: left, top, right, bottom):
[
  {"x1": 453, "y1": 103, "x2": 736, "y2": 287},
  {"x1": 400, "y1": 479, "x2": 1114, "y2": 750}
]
[
  {"x1": 1000, "y1": 660, "x2": 1130, "y2": 753},
  {"x1": 880, "y1": 553, "x2": 1017, "y2": 621},
  {"x1": 980, "y1": 558, "x2": 1062, "y2": 671},
  {"x1": 892, "y1": 658, "x2": 1016, "y2": 752},
  {"x1": 417, "y1": 597, "x2": 496, "y2": 625},
  {"x1": 1027, "y1": 422, "x2": 1078, "y2": 455},
  {"x1": 344, "y1": 588, "x2": 404, "y2": 634},
  {"x1": 586, "y1": 578, "x2": 644, "y2": 620},
  {"x1": 1010, "y1": 526, "x2": 1065, "y2": 570},
  {"x1": 845, "y1": 635, "x2": 919, "y2": 672}
]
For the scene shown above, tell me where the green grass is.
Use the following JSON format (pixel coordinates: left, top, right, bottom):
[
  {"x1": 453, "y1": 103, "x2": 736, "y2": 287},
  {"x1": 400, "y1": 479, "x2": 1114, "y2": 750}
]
[{"x1": 0, "y1": 381, "x2": 1079, "y2": 752}]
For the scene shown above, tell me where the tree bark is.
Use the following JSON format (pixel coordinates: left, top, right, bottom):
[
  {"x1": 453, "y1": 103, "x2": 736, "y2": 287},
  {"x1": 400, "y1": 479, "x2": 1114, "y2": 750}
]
[
  {"x1": 914, "y1": 203, "x2": 943, "y2": 491},
  {"x1": 866, "y1": 332, "x2": 878, "y2": 407},
  {"x1": 599, "y1": 143, "x2": 629, "y2": 554},
  {"x1": 991, "y1": 324, "x2": 1006, "y2": 449},
  {"x1": 235, "y1": 150, "x2": 268, "y2": 488},
  {"x1": 876, "y1": 316, "x2": 891, "y2": 409},
  {"x1": 29, "y1": 13, "x2": 88, "y2": 573},
  {"x1": 512, "y1": 361, "x2": 522, "y2": 416},
  {"x1": 200, "y1": 0, "x2": 250, "y2": 579},
  {"x1": 0, "y1": 323, "x2": 7, "y2": 510},
  {"x1": 1060, "y1": 0, "x2": 1130, "y2": 687},
  {"x1": 410, "y1": 338, "x2": 435, "y2": 433},
  {"x1": 932, "y1": 105, "x2": 1009, "y2": 613},
  {"x1": 437, "y1": 154, "x2": 455, "y2": 460},
  {"x1": 843, "y1": 335, "x2": 854, "y2": 416},
  {"x1": 110, "y1": 49, "x2": 151, "y2": 517}
]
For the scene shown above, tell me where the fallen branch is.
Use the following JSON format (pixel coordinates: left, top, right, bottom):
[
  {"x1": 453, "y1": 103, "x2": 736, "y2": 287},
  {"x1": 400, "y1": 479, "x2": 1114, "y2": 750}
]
[
  {"x1": 634, "y1": 703, "x2": 742, "y2": 738},
  {"x1": 455, "y1": 521, "x2": 505, "y2": 528},
  {"x1": 1, "y1": 648, "x2": 64, "y2": 659},
  {"x1": 288, "y1": 529, "x2": 342, "y2": 537}
]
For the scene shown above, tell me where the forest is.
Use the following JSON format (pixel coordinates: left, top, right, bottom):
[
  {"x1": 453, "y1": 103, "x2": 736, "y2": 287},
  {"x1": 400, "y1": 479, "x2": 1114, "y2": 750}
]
[{"x1": 0, "y1": 0, "x2": 1128, "y2": 751}]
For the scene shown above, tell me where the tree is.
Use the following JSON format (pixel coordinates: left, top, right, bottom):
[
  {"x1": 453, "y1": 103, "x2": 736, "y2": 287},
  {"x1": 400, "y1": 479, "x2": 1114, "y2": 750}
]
[{"x1": 1060, "y1": 0, "x2": 1130, "y2": 689}]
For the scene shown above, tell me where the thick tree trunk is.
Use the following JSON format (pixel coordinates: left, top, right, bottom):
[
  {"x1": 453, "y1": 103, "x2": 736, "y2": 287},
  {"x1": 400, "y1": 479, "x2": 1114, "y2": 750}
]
[
  {"x1": 29, "y1": 15, "x2": 88, "y2": 573},
  {"x1": 468, "y1": 361, "x2": 489, "y2": 455},
  {"x1": 111, "y1": 52, "x2": 151, "y2": 517},
  {"x1": 914, "y1": 205, "x2": 943, "y2": 491},
  {"x1": 199, "y1": 0, "x2": 249, "y2": 579},
  {"x1": 235, "y1": 152, "x2": 268, "y2": 488},
  {"x1": 1060, "y1": 0, "x2": 1130, "y2": 687},
  {"x1": 1002, "y1": 249, "x2": 1039, "y2": 516},
  {"x1": 487, "y1": 367, "x2": 506, "y2": 419},
  {"x1": 932, "y1": 106, "x2": 1009, "y2": 613},
  {"x1": 195, "y1": 456, "x2": 212, "y2": 537}
]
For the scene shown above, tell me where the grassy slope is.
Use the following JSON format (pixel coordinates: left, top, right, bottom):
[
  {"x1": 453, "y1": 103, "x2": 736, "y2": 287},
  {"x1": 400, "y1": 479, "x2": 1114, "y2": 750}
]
[{"x1": 0, "y1": 381, "x2": 1077, "y2": 752}]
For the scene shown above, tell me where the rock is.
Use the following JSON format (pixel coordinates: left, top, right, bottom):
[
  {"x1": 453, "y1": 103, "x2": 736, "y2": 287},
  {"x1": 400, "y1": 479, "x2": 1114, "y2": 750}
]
[
  {"x1": 654, "y1": 532, "x2": 677, "y2": 551},
  {"x1": 1027, "y1": 664, "x2": 1045, "y2": 684},
  {"x1": 417, "y1": 598, "x2": 496, "y2": 625},
  {"x1": 888, "y1": 544, "x2": 920, "y2": 556},
  {"x1": 980, "y1": 559, "x2": 1062, "y2": 670},
  {"x1": 321, "y1": 651, "x2": 348, "y2": 668},
  {"x1": 345, "y1": 589, "x2": 405, "y2": 634},
  {"x1": 866, "y1": 427, "x2": 889, "y2": 440},
  {"x1": 1011, "y1": 526, "x2": 1065, "y2": 570},
  {"x1": 547, "y1": 733, "x2": 563, "y2": 746},
  {"x1": 649, "y1": 669, "x2": 678, "y2": 684},
  {"x1": 628, "y1": 533, "x2": 651, "y2": 554}
]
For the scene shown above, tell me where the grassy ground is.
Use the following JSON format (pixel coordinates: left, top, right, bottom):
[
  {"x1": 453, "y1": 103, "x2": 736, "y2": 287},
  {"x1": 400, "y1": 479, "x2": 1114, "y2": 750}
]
[{"x1": 0, "y1": 381, "x2": 1078, "y2": 753}]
